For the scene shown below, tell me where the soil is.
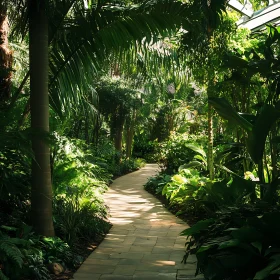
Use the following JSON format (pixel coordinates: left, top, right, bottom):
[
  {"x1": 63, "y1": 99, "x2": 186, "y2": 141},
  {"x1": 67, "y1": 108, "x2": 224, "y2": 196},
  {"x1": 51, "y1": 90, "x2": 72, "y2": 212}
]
[{"x1": 51, "y1": 230, "x2": 111, "y2": 280}]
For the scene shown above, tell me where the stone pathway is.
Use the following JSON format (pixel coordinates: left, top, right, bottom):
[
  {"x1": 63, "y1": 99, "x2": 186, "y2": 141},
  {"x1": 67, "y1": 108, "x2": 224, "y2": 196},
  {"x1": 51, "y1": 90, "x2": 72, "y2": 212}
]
[{"x1": 73, "y1": 164, "x2": 202, "y2": 280}]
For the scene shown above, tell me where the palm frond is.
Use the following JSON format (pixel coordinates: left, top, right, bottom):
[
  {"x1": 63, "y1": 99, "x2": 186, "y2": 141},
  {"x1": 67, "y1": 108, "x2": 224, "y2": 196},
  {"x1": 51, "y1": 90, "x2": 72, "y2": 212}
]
[{"x1": 9, "y1": 0, "x2": 227, "y2": 118}]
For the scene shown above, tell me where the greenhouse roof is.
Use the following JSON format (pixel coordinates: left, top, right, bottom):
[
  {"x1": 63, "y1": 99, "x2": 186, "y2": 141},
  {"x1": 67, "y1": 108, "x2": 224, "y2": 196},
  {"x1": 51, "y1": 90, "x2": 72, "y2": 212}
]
[{"x1": 228, "y1": 0, "x2": 280, "y2": 31}]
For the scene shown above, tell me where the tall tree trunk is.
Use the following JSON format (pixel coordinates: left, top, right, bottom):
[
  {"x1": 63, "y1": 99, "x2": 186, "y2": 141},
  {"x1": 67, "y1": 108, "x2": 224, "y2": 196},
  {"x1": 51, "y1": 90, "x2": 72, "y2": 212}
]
[
  {"x1": 0, "y1": 4, "x2": 12, "y2": 103},
  {"x1": 114, "y1": 119, "x2": 124, "y2": 153},
  {"x1": 30, "y1": 0, "x2": 55, "y2": 236},
  {"x1": 207, "y1": 76, "x2": 215, "y2": 180},
  {"x1": 125, "y1": 109, "x2": 136, "y2": 158},
  {"x1": 111, "y1": 106, "x2": 125, "y2": 153},
  {"x1": 207, "y1": 103, "x2": 214, "y2": 180}
]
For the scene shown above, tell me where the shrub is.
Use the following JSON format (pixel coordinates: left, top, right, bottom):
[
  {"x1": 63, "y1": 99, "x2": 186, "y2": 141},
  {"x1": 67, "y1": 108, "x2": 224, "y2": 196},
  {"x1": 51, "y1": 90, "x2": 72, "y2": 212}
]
[
  {"x1": 53, "y1": 186, "x2": 111, "y2": 246},
  {"x1": 0, "y1": 226, "x2": 82, "y2": 280},
  {"x1": 158, "y1": 132, "x2": 207, "y2": 173},
  {"x1": 182, "y1": 205, "x2": 280, "y2": 280},
  {"x1": 144, "y1": 173, "x2": 172, "y2": 195}
]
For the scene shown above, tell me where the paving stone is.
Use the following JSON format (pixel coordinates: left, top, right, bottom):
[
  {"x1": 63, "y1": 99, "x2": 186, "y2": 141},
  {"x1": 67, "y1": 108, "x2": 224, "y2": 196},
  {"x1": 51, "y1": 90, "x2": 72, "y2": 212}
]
[
  {"x1": 142, "y1": 253, "x2": 171, "y2": 260},
  {"x1": 152, "y1": 245, "x2": 175, "y2": 253},
  {"x1": 129, "y1": 245, "x2": 153, "y2": 252},
  {"x1": 110, "y1": 252, "x2": 144, "y2": 259},
  {"x1": 83, "y1": 259, "x2": 119, "y2": 266},
  {"x1": 113, "y1": 265, "x2": 136, "y2": 275},
  {"x1": 177, "y1": 269, "x2": 204, "y2": 279},
  {"x1": 118, "y1": 258, "x2": 143, "y2": 265},
  {"x1": 100, "y1": 275, "x2": 132, "y2": 280},
  {"x1": 77, "y1": 264, "x2": 114, "y2": 274},
  {"x1": 73, "y1": 273, "x2": 101, "y2": 280},
  {"x1": 87, "y1": 253, "x2": 110, "y2": 260}
]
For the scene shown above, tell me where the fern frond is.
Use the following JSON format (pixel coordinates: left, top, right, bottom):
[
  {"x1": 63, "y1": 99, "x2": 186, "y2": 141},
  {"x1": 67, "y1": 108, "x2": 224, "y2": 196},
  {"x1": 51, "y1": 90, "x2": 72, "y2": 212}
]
[
  {"x1": 0, "y1": 241, "x2": 24, "y2": 268},
  {"x1": 0, "y1": 270, "x2": 9, "y2": 280}
]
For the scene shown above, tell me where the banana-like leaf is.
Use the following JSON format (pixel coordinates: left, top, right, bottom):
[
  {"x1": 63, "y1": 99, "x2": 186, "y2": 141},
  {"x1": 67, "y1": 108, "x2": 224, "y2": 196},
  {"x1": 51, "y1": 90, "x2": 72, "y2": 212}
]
[
  {"x1": 254, "y1": 258, "x2": 280, "y2": 280},
  {"x1": 210, "y1": 98, "x2": 280, "y2": 164},
  {"x1": 184, "y1": 143, "x2": 206, "y2": 158},
  {"x1": 180, "y1": 218, "x2": 215, "y2": 236},
  {"x1": 209, "y1": 97, "x2": 253, "y2": 132},
  {"x1": 194, "y1": 154, "x2": 207, "y2": 165},
  {"x1": 223, "y1": 54, "x2": 249, "y2": 69},
  {"x1": 247, "y1": 104, "x2": 280, "y2": 163},
  {"x1": 179, "y1": 161, "x2": 205, "y2": 170}
]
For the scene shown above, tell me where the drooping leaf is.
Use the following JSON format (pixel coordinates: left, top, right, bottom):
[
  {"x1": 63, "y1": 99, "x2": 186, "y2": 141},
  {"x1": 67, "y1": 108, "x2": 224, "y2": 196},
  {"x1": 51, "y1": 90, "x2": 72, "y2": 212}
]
[
  {"x1": 254, "y1": 257, "x2": 280, "y2": 279},
  {"x1": 184, "y1": 143, "x2": 206, "y2": 158},
  {"x1": 218, "y1": 239, "x2": 240, "y2": 249},
  {"x1": 223, "y1": 54, "x2": 249, "y2": 69},
  {"x1": 247, "y1": 104, "x2": 280, "y2": 163},
  {"x1": 209, "y1": 97, "x2": 253, "y2": 132},
  {"x1": 231, "y1": 226, "x2": 263, "y2": 243},
  {"x1": 180, "y1": 218, "x2": 215, "y2": 236},
  {"x1": 179, "y1": 161, "x2": 205, "y2": 170}
]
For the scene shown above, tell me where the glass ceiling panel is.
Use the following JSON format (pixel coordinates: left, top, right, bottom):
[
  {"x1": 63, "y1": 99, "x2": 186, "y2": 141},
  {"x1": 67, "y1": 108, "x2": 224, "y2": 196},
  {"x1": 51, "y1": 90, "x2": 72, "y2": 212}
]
[{"x1": 228, "y1": 0, "x2": 280, "y2": 31}]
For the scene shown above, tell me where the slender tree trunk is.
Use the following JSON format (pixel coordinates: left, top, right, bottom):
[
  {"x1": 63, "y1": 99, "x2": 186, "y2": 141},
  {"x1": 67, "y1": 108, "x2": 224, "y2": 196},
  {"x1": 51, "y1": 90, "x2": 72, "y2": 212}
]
[
  {"x1": 0, "y1": 4, "x2": 12, "y2": 103},
  {"x1": 30, "y1": 0, "x2": 55, "y2": 236},
  {"x1": 125, "y1": 109, "x2": 136, "y2": 158},
  {"x1": 207, "y1": 74, "x2": 215, "y2": 180},
  {"x1": 207, "y1": 103, "x2": 214, "y2": 180},
  {"x1": 270, "y1": 124, "x2": 278, "y2": 180},
  {"x1": 111, "y1": 106, "x2": 125, "y2": 153},
  {"x1": 114, "y1": 119, "x2": 124, "y2": 152}
]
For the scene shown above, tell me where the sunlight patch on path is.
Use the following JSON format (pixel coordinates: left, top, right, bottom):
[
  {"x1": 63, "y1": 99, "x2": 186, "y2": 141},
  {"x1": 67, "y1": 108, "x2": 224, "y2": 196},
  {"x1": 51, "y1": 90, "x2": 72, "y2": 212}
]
[{"x1": 73, "y1": 164, "x2": 202, "y2": 280}]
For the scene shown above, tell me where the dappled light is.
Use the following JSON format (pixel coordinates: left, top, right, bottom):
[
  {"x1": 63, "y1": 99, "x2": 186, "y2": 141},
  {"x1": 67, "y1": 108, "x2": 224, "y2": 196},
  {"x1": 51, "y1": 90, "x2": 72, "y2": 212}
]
[{"x1": 74, "y1": 164, "x2": 193, "y2": 279}]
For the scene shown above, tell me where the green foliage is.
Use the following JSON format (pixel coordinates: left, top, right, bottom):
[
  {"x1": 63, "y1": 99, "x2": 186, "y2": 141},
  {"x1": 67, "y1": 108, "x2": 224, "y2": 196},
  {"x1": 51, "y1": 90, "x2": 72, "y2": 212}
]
[
  {"x1": 53, "y1": 186, "x2": 110, "y2": 246},
  {"x1": 182, "y1": 206, "x2": 280, "y2": 280},
  {"x1": 50, "y1": 135, "x2": 111, "y2": 245},
  {"x1": 162, "y1": 168, "x2": 208, "y2": 206},
  {"x1": 133, "y1": 136, "x2": 159, "y2": 163},
  {"x1": 0, "y1": 225, "x2": 84, "y2": 280},
  {"x1": 158, "y1": 132, "x2": 207, "y2": 172},
  {"x1": 159, "y1": 167, "x2": 257, "y2": 218},
  {"x1": 116, "y1": 158, "x2": 146, "y2": 177},
  {"x1": 210, "y1": 97, "x2": 280, "y2": 164},
  {"x1": 52, "y1": 134, "x2": 111, "y2": 195},
  {"x1": 0, "y1": 230, "x2": 25, "y2": 279},
  {"x1": 144, "y1": 173, "x2": 172, "y2": 195},
  {"x1": 39, "y1": 237, "x2": 82, "y2": 268}
]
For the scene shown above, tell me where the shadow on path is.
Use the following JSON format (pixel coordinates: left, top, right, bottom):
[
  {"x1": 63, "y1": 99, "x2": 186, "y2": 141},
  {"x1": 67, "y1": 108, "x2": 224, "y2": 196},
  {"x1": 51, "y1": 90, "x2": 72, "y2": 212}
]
[{"x1": 73, "y1": 164, "x2": 202, "y2": 280}]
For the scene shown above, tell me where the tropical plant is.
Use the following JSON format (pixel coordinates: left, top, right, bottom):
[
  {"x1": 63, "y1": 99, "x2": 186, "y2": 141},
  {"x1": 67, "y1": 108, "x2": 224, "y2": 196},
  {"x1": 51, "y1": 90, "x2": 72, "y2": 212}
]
[
  {"x1": 8, "y1": 0, "x2": 219, "y2": 235},
  {"x1": 53, "y1": 187, "x2": 110, "y2": 245},
  {"x1": 0, "y1": 223, "x2": 86, "y2": 280},
  {"x1": 182, "y1": 207, "x2": 280, "y2": 280},
  {"x1": 158, "y1": 132, "x2": 207, "y2": 172},
  {"x1": 0, "y1": 227, "x2": 28, "y2": 280},
  {"x1": 210, "y1": 96, "x2": 280, "y2": 200},
  {"x1": 144, "y1": 172, "x2": 172, "y2": 196}
]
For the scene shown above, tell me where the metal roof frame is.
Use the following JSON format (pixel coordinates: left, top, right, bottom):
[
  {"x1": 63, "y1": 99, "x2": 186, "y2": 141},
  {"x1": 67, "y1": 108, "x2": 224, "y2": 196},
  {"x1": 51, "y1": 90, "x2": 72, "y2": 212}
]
[{"x1": 227, "y1": 0, "x2": 280, "y2": 31}]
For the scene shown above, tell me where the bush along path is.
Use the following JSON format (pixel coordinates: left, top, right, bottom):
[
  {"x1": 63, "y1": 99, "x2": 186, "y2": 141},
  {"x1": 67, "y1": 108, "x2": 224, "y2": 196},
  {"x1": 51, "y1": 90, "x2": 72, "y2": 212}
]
[{"x1": 73, "y1": 164, "x2": 202, "y2": 280}]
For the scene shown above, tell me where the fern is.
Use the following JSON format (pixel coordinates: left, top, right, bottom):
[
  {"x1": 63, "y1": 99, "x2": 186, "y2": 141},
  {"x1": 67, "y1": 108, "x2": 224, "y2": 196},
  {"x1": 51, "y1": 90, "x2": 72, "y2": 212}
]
[
  {"x1": 0, "y1": 241, "x2": 24, "y2": 268},
  {"x1": 0, "y1": 231, "x2": 25, "y2": 280},
  {"x1": 0, "y1": 270, "x2": 9, "y2": 280}
]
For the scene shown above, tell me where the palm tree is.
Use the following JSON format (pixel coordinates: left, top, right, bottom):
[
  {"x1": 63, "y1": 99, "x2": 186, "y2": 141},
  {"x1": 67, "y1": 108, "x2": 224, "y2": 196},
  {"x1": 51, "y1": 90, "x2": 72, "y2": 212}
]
[
  {"x1": 7, "y1": 0, "x2": 228, "y2": 236},
  {"x1": 29, "y1": 0, "x2": 55, "y2": 236}
]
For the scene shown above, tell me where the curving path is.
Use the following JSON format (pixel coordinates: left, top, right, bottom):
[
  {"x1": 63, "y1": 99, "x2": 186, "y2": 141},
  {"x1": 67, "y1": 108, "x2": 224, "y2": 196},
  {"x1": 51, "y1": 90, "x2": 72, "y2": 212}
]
[{"x1": 73, "y1": 164, "x2": 202, "y2": 280}]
